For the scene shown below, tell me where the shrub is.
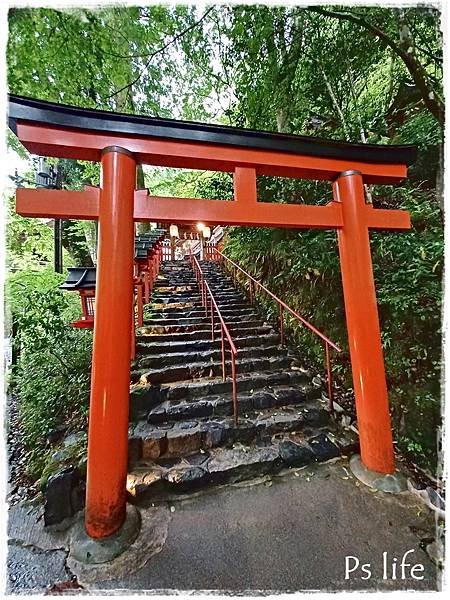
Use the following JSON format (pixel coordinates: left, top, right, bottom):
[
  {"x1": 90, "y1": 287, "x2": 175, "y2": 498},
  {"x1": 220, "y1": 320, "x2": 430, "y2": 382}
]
[{"x1": 6, "y1": 268, "x2": 92, "y2": 478}]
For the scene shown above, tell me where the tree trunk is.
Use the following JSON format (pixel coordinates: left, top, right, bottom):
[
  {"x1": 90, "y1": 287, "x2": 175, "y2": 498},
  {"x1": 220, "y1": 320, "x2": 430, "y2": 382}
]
[
  {"x1": 318, "y1": 64, "x2": 350, "y2": 140},
  {"x1": 83, "y1": 222, "x2": 97, "y2": 265},
  {"x1": 62, "y1": 221, "x2": 94, "y2": 267}
]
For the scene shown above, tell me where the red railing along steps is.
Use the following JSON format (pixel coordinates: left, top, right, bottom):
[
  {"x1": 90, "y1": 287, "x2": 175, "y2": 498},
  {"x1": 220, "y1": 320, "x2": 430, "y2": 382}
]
[
  {"x1": 190, "y1": 253, "x2": 239, "y2": 424},
  {"x1": 215, "y1": 249, "x2": 342, "y2": 415}
]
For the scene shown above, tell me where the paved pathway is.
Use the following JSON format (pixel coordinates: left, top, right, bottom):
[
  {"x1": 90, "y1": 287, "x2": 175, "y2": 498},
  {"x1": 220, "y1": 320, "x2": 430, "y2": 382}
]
[{"x1": 91, "y1": 460, "x2": 438, "y2": 593}]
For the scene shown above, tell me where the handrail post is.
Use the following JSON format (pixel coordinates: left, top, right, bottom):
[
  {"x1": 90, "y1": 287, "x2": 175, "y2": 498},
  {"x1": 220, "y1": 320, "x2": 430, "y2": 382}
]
[
  {"x1": 221, "y1": 327, "x2": 226, "y2": 381},
  {"x1": 144, "y1": 271, "x2": 150, "y2": 304},
  {"x1": 325, "y1": 341, "x2": 334, "y2": 416},
  {"x1": 231, "y1": 353, "x2": 238, "y2": 425},
  {"x1": 153, "y1": 254, "x2": 157, "y2": 290},
  {"x1": 137, "y1": 282, "x2": 144, "y2": 328},
  {"x1": 279, "y1": 304, "x2": 284, "y2": 346},
  {"x1": 211, "y1": 299, "x2": 214, "y2": 342}
]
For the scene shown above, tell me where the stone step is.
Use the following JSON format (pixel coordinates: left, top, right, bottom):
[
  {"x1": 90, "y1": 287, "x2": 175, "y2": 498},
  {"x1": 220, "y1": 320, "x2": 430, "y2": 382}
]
[
  {"x1": 134, "y1": 344, "x2": 281, "y2": 370},
  {"x1": 153, "y1": 287, "x2": 197, "y2": 292},
  {"x1": 131, "y1": 355, "x2": 291, "y2": 385},
  {"x1": 135, "y1": 333, "x2": 281, "y2": 355},
  {"x1": 142, "y1": 313, "x2": 260, "y2": 327},
  {"x1": 149, "y1": 296, "x2": 248, "y2": 308},
  {"x1": 152, "y1": 287, "x2": 198, "y2": 294},
  {"x1": 149, "y1": 296, "x2": 202, "y2": 306},
  {"x1": 144, "y1": 382, "x2": 319, "y2": 425},
  {"x1": 148, "y1": 300, "x2": 251, "y2": 313},
  {"x1": 155, "y1": 274, "x2": 196, "y2": 281},
  {"x1": 130, "y1": 369, "x2": 312, "y2": 414},
  {"x1": 127, "y1": 429, "x2": 358, "y2": 501},
  {"x1": 201, "y1": 281, "x2": 235, "y2": 288},
  {"x1": 152, "y1": 283, "x2": 242, "y2": 292},
  {"x1": 152, "y1": 288, "x2": 241, "y2": 301},
  {"x1": 136, "y1": 323, "x2": 273, "y2": 340},
  {"x1": 158, "y1": 268, "x2": 194, "y2": 274},
  {"x1": 148, "y1": 291, "x2": 246, "y2": 309},
  {"x1": 201, "y1": 272, "x2": 232, "y2": 279},
  {"x1": 160, "y1": 259, "x2": 190, "y2": 264},
  {"x1": 202, "y1": 277, "x2": 233, "y2": 284},
  {"x1": 147, "y1": 297, "x2": 201, "y2": 305},
  {"x1": 158, "y1": 268, "x2": 194, "y2": 273},
  {"x1": 129, "y1": 400, "x2": 331, "y2": 461},
  {"x1": 127, "y1": 259, "x2": 354, "y2": 502},
  {"x1": 154, "y1": 280, "x2": 198, "y2": 288},
  {"x1": 204, "y1": 291, "x2": 248, "y2": 301},
  {"x1": 159, "y1": 263, "x2": 193, "y2": 270},
  {"x1": 204, "y1": 282, "x2": 242, "y2": 290},
  {"x1": 146, "y1": 306, "x2": 256, "y2": 319}
]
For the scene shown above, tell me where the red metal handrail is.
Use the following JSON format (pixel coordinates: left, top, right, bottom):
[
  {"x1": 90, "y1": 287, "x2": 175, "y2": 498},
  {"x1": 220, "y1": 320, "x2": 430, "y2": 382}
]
[
  {"x1": 190, "y1": 253, "x2": 239, "y2": 424},
  {"x1": 215, "y1": 249, "x2": 342, "y2": 413}
]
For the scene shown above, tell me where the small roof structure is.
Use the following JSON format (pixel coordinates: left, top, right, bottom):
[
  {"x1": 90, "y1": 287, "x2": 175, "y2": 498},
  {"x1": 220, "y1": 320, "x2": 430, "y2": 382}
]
[{"x1": 59, "y1": 267, "x2": 96, "y2": 290}]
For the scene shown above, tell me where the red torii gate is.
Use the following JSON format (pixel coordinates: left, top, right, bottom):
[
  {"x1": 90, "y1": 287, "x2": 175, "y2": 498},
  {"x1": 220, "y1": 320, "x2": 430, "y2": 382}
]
[{"x1": 9, "y1": 95, "x2": 416, "y2": 540}]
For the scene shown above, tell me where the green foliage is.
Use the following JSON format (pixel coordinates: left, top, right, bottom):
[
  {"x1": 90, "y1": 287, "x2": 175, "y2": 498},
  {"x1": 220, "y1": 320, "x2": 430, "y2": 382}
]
[
  {"x1": 7, "y1": 269, "x2": 92, "y2": 477},
  {"x1": 371, "y1": 187, "x2": 442, "y2": 468},
  {"x1": 6, "y1": 194, "x2": 55, "y2": 271},
  {"x1": 5, "y1": 186, "x2": 93, "y2": 272}
]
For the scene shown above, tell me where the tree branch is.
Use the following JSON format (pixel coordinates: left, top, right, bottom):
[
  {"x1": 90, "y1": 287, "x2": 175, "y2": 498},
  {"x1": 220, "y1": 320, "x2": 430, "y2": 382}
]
[
  {"x1": 406, "y1": 18, "x2": 443, "y2": 65},
  {"x1": 105, "y1": 7, "x2": 215, "y2": 100},
  {"x1": 307, "y1": 6, "x2": 444, "y2": 126}
]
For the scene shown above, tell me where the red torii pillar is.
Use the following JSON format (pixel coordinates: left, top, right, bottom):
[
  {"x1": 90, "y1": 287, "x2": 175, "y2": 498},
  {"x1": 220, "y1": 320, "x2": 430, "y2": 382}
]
[
  {"x1": 86, "y1": 147, "x2": 137, "y2": 537},
  {"x1": 334, "y1": 171, "x2": 394, "y2": 473}
]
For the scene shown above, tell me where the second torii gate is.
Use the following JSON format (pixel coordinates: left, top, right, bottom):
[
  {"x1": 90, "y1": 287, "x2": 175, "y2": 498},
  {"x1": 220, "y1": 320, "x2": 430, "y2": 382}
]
[{"x1": 9, "y1": 95, "x2": 416, "y2": 540}]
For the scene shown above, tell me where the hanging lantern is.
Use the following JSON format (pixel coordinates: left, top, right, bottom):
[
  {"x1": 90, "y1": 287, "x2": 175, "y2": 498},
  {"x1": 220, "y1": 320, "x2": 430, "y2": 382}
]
[
  {"x1": 169, "y1": 224, "x2": 179, "y2": 238},
  {"x1": 203, "y1": 226, "x2": 211, "y2": 239},
  {"x1": 60, "y1": 267, "x2": 96, "y2": 328},
  {"x1": 35, "y1": 157, "x2": 58, "y2": 189}
]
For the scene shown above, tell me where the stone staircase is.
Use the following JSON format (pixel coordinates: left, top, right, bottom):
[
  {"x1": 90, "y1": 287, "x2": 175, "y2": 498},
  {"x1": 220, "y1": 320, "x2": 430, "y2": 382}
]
[{"x1": 127, "y1": 259, "x2": 358, "y2": 501}]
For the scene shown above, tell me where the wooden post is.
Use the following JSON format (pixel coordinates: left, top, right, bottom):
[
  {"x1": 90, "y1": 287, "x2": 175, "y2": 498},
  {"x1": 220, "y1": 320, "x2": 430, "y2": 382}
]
[
  {"x1": 333, "y1": 170, "x2": 395, "y2": 474},
  {"x1": 85, "y1": 146, "x2": 136, "y2": 538},
  {"x1": 137, "y1": 283, "x2": 144, "y2": 327},
  {"x1": 54, "y1": 218, "x2": 63, "y2": 273}
]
